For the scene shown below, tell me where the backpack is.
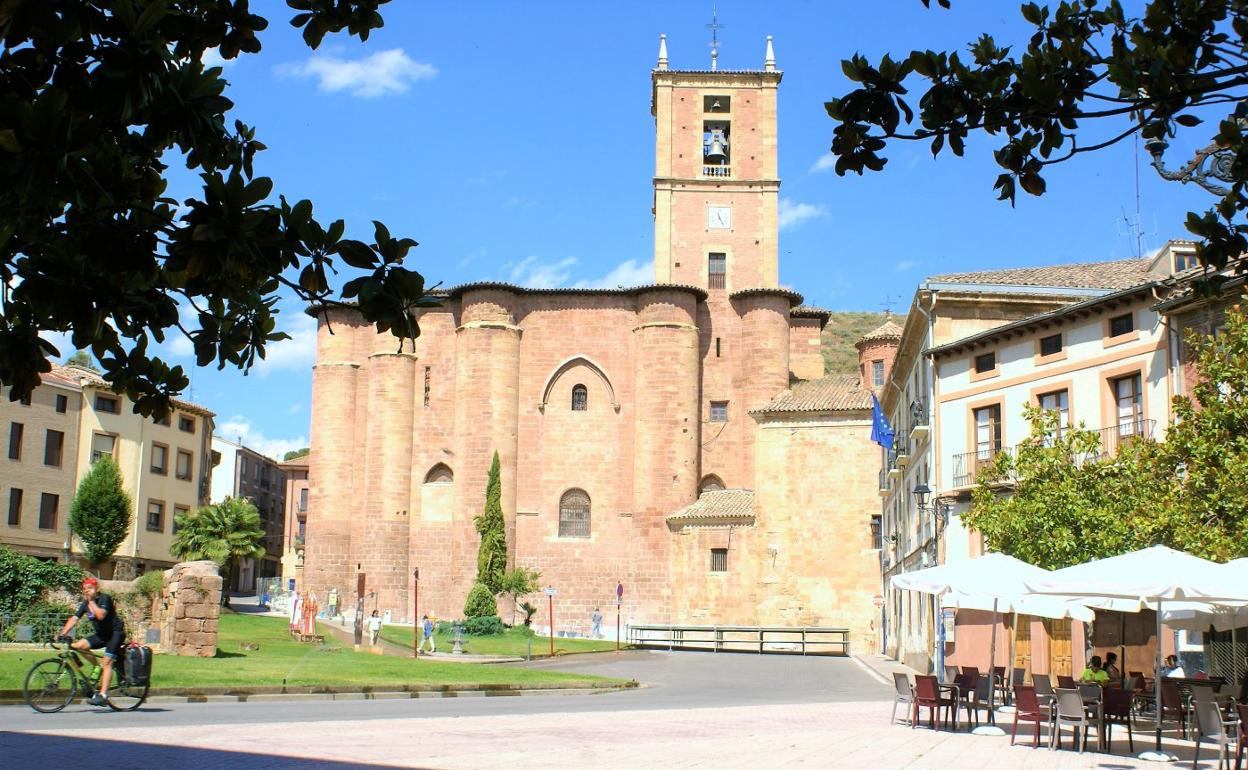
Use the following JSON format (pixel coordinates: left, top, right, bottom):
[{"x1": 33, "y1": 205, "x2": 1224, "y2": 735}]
[{"x1": 124, "y1": 642, "x2": 153, "y2": 686}]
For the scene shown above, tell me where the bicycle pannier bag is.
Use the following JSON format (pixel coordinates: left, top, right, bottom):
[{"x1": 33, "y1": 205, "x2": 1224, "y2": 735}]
[{"x1": 125, "y1": 643, "x2": 153, "y2": 686}]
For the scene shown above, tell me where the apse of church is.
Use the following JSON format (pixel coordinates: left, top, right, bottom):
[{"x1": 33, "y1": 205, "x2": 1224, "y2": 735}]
[{"x1": 303, "y1": 36, "x2": 883, "y2": 651}]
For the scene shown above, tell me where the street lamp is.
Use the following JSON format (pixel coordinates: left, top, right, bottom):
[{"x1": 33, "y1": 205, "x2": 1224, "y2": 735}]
[{"x1": 913, "y1": 483, "x2": 952, "y2": 681}]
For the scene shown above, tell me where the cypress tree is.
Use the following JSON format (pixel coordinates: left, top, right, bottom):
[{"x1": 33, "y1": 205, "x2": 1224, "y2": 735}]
[
  {"x1": 68, "y1": 456, "x2": 132, "y2": 573},
  {"x1": 474, "y1": 451, "x2": 507, "y2": 593}
]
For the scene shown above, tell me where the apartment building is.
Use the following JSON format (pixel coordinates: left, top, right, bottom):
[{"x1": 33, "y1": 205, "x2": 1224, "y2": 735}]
[
  {"x1": 210, "y1": 436, "x2": 286, "y2": 591},
  {"x1": 2, "y1": 364, "x2": 215, "y2": 577},
  {"x1": 278, "y1": 453, "x2": 309, "y2": 589}
]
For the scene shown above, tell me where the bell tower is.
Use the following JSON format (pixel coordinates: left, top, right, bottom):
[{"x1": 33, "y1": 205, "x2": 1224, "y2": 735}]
[{"x1": 651, "y1": 35, "x2": 781, "y2": 290}]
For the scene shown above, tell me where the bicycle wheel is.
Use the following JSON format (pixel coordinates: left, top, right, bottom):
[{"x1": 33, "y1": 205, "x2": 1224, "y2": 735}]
[
  {"x1": 107, "y1": 672, "x2": 148, "y2": 712},
  {"x1": 23, "y1": 658, "x2": 77, "y2": 713}
]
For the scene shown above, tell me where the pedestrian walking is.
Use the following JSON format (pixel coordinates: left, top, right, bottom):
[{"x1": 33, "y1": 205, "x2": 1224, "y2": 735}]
[
  {"x1": 591, "y1": 607, "x2": 603, "y2": 639},
  {"x1": 368, "y1": 610, "x2": 382, "y2": 646},
  {"x1": 327, "y1": 588, "x2": 339, "y2": 620},
  {"x1": 420, "y1": 614, "x2": 437, "y2": 654}
]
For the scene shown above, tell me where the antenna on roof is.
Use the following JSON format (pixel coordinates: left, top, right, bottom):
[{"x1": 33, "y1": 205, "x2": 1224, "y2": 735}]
[
  {"x1": 879, "y1": 295, "x2": 900, "y2": 317},
  {"x1": 707, "y1": 3, "x2": 723, "y2": 70}
]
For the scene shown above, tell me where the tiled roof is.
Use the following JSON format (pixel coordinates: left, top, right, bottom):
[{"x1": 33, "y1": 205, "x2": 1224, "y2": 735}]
[
  {"x1": 50, "y1": 364, "x2": 215, "y2": 418},
  {"x1": 928, "y1": 257, "x2": 1153, "y2": 290},
  {"x1": 667, "y1": 489, "x2": 757, "y2": 525},
  {"x1": 445, "y1": 281, "x2": 709, "y2": 301},
  {"x1": 729, "y1": 286, "x2": 804, "y2": 305},
  {"x1": 857, "y1": 318, "x2": 904, "y2": 344},
  {"x1": 753, "y1": 374, "x2": 872, "y2": 414},
  {"x1": 790, "y1": 305, "x2": 831, "y2": 319},
  {"x1": 279, "y1": 453, "x2": 311, "y2": 469}
]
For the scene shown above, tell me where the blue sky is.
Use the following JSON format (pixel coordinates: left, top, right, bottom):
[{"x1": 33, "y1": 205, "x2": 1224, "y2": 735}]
[{"x1": 137, "y1": 0, "x2": 1213, "y2": 458}]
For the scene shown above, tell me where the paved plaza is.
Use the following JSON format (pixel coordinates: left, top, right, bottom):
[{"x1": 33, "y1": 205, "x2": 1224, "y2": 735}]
[{"x1": 0, "y1": 652, "x2": 1235, "y2": 768}]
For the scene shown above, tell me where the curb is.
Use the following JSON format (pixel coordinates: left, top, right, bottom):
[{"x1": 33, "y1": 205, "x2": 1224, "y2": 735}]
[{"x1": 0, "y1": 680, "x2": 639, "y2": 706}]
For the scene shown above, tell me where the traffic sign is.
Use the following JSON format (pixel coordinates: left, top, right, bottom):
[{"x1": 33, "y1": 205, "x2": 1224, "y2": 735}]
[
  {"x1": 616, "y1": 582, "x2": 624, "y2": 599},
  {"x1": 872, "y1": 594, "x2": 884, "y2": 608},
  {"x1": 544, "y1": 587, "x2": 557, "y2": 597}
]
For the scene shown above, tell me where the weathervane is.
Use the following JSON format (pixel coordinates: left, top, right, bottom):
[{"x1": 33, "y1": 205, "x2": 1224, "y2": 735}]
[{"x1": 707, "y1": 3, "x2": 723, "y2": 71}]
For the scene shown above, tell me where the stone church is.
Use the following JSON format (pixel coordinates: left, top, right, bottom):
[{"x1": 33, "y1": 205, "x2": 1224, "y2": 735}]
[{"x1": 304, "y1": 37, "x2": 892, "y2": 650}]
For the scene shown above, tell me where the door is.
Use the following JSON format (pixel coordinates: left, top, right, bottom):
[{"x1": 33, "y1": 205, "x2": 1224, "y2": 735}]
[
  {"x1": 1014, "y1": 616, "x2": 1032, "y2": 683},
  {"x1": 1046, "y1": 618, "x2": 1073, "y2": 677}
]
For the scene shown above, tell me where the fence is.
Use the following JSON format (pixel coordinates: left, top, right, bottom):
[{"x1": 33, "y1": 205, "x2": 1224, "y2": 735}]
[
  {"x1": 255, "y1": 577, "x2": 296, "y2": 614},
  {"x1": 0, "y1": 611, "x2": 90, "y2": 646},
  {"x1": 628, "y1": 624, "x2": 850, "y2": 656}
]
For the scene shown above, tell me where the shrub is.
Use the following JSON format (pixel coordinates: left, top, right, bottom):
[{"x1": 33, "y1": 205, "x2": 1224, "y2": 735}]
[
  {"x1": 131, "y1": 570, "x2": 165, "y2": 602},
  {"x1": 463, "y1": 581, "x2": 497, "y2": 618},
  {"x1": 434, "y1": 616, "x2": 505, "y2": 637},
  {"x1": 0, "y1": 546, "x2": 83, "y2": 616}
]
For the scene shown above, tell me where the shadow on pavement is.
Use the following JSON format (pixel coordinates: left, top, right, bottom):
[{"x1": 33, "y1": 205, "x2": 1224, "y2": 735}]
[{"x1": 0, "y1": 731, "x2": 434, "y2": 768}]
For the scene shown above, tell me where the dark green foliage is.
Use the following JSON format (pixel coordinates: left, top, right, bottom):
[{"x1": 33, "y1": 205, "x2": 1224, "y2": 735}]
[
  {"x1": 824, "y1": 1, "x2": 1248, "y2": 273},
  {"x1": 0, "y1": 545, "x2": 83, "y2": 616},
  {"x1": 463, "y1": 581, "x2": 498, "y2": 618},
  {"x1": 520, "y1": 601, "x2": 538, "y2": 627},
  {"x1": 0, "y1": 0, "x2": 436, "y2": 416},
  {"x1": 474, "y1": 452, "x2": 506, "y2": 593},
  {"x1": 283, "y1": 448, "x2": 310, "y2": 461},
  {"x1": 435, "y1": 616, "x2": 505, "y2": 636},
  {"x1": 64, "y1": 351, "x2": 99, "y2": 372},
  {"x1": 68, "y1": 455, "x2": 132, "y2": 569},
  {"x1": 131, "y1": 570, "x2": 165, "y2": 602},
  {"x1": 170, "y1": 498, "x2": 265, "y2": 607},
  {"x1": 497, "y1": 566, "x2": 542, "y2": 625}
]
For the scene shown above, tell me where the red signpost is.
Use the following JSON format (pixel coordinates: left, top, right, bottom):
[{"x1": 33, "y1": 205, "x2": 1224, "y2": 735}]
[
  {"x1": 413, "y1": 568, "x2": 420, "y2": 659},
  {"x1": 616, "y1": 581, "x2": 624, "y2": 653}
]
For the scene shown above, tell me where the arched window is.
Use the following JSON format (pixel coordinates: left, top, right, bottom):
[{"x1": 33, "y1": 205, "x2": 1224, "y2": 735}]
[
  {"x1": 424, "y1": 463, "x2": 453, "y2": 484},
  {"x1": 559, "y1": 488, "x2": 591, "y2": 538},
  {"x1": 571, "y1": 384, "x2": 587, "y2": 411},
  {"x1": 699, "y1": 474, "x2": 725, "y2": 494}
]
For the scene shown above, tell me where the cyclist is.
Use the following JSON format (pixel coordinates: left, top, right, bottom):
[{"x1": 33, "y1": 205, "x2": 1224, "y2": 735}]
[{"x1": 56, "y1": 576, "x2": 125, "y2": 706}]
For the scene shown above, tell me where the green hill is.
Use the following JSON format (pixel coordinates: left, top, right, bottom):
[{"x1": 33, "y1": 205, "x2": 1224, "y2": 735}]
[{"x1": 821, "y1": 312, "x2": 905, "y2": 377}]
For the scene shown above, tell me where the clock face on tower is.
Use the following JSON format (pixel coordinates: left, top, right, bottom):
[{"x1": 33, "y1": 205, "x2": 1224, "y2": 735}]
[{"x1": 708, "y1": 206, "x2": 731, "y2": 229}]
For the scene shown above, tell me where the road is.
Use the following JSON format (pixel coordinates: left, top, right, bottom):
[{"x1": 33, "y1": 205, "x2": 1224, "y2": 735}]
[{"x1": 0, "y1": 652, "x2": 1212, "y2": 768}]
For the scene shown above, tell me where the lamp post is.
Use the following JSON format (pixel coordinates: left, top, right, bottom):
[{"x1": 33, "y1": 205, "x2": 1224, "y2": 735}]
[
  {"x1": 412, "y1": 568, "x2": 420, "y2": 659},
  {"x1": 353, "y1": 562, "x2": 364, "y2": 652},
  {"x1": 913, "y1": 483, "x2": 951, "y2": 680}
]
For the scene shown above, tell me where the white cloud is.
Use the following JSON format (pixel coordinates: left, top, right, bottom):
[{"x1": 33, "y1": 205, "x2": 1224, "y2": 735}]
[
  {"x1": 252, "y1": 311, "x2": 317, "y2": 377},
  {"x1": 200, "y1": 47, "x2": 235, "y2": 69},
  {"x1": 506, "y1": 255, "x2": 578, "y2": 288},
  {"x1": 778, "y1": 198, "x2": 828, "y2": 231},
  {"x1": 895, "y1": 259, "x2": 918, "y2": 272},
  {"x1": 809, "y1": 154, "x2": 836, "y2": 173},
  {"x1": 216, "y1": 416, "x2": 307, "y2": 462},
  {"x1": 277, "y1": 49, "x2": 437, "y2": 98},
  {"x1": 573, "y1": 259, "x2": 653, "y2": 289}
]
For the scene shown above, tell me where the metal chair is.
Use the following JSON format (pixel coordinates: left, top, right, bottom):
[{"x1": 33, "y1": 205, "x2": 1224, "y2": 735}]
[
  {"x1": 1057, "y1": 674, "x2": 1077, "y2": 689},
  {"x1": 890, "y1": 672, "x2": 915, "y2": 726},
  {"x1": 1032, "y1": 672, "x2": 1055, "y2": 704},
  {"x1": 1051, "y1": 688, "x2": 1092, "y2": 752},
  {"x1": 1011, "y1": 685, "x2": 1050, "y2": 748},
  {"x1": 1234, "y1": 703, "x2": 1246, "y2": 770},
  {"x1": 1161, "y1": 680, "x2": 1190, "y2": 739},
  {"x1": 1102, "y1": 685, "x2": 1135, "y2": 752},
  {"x1": 1191, "y1": 698, "x2": 1236, "y2": 770},
  {"x1": 951, "y1": 672, "x2": 978, "y2": 729}
]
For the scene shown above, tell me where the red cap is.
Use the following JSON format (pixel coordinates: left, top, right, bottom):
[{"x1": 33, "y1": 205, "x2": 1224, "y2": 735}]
[{"x1": 82, "y1": 577, "x2": 99, "y2": 589}]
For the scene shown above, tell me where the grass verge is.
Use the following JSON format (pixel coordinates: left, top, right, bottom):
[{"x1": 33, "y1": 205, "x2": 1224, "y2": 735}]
[
  {"x1": 0, "y1": 613, "x2": 621, "y2": 692},
  {"x1": 380, "y1": 624, "x2": 623, "y2": 658}
]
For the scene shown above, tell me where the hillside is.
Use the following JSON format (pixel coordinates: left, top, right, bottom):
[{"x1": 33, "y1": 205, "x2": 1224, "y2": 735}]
[{"x1": 821, "y1": 312, "x2": 906, "y2": 377}]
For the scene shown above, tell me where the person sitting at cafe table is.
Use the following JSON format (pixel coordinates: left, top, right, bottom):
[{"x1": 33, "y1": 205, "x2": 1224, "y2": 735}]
[
  {"x1": 1162, "y1": 654, "x2": 1186, "y2": 678},
  {"x1": 1103, "y1": 651, "x2": 1121, "y2": 681},
  {"x1": 1079, "y1": 655, "x2": 1110, "y2": 684}
]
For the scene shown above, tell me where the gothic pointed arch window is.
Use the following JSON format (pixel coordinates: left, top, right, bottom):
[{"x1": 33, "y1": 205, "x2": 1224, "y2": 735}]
[
  {"x1": 559, "y1": 488, "x2": 591, "y2": 538},
  {"x1": 424, "y1": 464, "x2": 453, "y2": 484},
  {"x1": 571, "y1": 384, "x2": 588, "y2": 412}
]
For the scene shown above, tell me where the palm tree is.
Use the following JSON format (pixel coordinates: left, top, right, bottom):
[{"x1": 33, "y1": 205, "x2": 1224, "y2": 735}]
[{"x1": 170, "y1": 497, "x2": 265, "y2": 607}]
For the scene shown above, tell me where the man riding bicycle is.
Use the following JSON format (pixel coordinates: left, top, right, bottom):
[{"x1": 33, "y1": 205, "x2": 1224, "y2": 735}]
[{"x1": 56, "y1": 576, "x2": 125, "y2": 706}]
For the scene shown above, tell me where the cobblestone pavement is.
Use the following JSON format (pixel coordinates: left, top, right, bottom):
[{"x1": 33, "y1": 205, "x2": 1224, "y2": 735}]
[{"x1": 3, "y1": 698, "x2": 1229, "y2": 769}]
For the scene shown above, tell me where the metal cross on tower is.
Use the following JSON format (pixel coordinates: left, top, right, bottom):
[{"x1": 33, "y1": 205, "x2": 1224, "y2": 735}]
[{"x1": 707, "y1": 3, "x2": 723, "y2": 70}]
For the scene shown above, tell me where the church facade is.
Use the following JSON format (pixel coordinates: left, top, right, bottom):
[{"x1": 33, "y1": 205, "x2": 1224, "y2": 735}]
[{"x1": 303, "y1": 38, "x2": 888, "y2": 649}]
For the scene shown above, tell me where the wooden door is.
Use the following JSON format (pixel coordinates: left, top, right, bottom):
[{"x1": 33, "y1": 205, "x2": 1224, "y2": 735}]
[
  {"x1": 1045, "y1": 618, "x2": 1073, "y2": 677},
  {"x1": 1014, "y1": 617, "x2": 1032, "y2": 682}
]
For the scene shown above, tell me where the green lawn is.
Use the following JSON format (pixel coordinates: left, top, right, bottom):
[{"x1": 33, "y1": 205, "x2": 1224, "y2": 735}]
[
  {"x1": 0, "y1": 613, "x2": 622, "y2": 692},
  {"x1": 380, "y1": 624, "x2": 624, "y2": 658}
]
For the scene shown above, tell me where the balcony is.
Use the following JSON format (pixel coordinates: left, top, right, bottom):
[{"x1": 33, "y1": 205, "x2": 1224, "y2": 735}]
[
  {"x1": 702, "y1": 164, "x2": 731, "y2": 178},
  {"x1": 886, "y1": 449, "x2": 902, "y2": 481},
  {"x1": 950, "y1": 419, "x2": 1157, "y2": 488},
  {"x1": 952, "y1": 446, "x2": 1014, "y2": 489},
  {"x1": 878, "y1": 468, "x2": 891, "y2": 497},
  {"x1": 909, "y1": 400, "x2": 930, "y2": 442}
]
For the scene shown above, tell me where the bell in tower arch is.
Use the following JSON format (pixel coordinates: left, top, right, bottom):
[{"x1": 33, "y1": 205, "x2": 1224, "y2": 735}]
[{"x1": 704, "y1": 125, "x2": 730, "y2": 164}]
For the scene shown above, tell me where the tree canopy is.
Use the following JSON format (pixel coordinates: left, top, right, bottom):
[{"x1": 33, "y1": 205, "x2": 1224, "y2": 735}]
[
  {"x1": 68, "y1": 455, "x2": 133, "y2": 570},
  {"x1": 0, "y1": 1, "x2": 435, "y2": 417},
  {"x1": 474, "y1": 451, "x2": 506, "y2": 594},
  {"x1": 825, "y1": 0, "x2": 1248, "y2": 271},
  {"x1": 170, "y1": 497, "x2": 265, "y2": 605},
  {"x1": 965, "y1": 302, "x2": 1248, "y2": 567}
]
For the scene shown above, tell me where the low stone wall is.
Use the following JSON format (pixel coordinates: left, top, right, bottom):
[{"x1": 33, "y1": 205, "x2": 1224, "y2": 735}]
[{"x1": 151, "y1": 560, "x2": 222, "y2": 657}]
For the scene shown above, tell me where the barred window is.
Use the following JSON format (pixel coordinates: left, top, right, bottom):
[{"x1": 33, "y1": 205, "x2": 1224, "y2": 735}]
[
  {"x1": 558, "y1": 488, "x2": 591, "y2": 538},
  {"x1": 710, "y1": 548, "x2": 728, "y2": 573},
  {"x1": 571, "y1": 384, "x2": 587, "y2": 411}
]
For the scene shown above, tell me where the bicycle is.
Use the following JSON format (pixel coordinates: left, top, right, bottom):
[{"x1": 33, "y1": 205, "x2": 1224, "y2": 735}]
[{"x1": 22, "y1": 637, "x2": 149, "y2": 713}]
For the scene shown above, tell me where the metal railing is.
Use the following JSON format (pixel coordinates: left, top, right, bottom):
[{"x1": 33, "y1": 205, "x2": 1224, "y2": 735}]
[
  {"x1": 878, "y1": 468, "x2": 889, "y2": 492},
  {"x1": 0, "y1": 612, "x2": 91, "y2": 645},
  {"x1": 951, "y1": 420, "x2": 1157, "y2": 487},
  {"x1": 702, "y1": 165, "x2": 731, "y2": 178},
  {"x1": 951, "y1": 446, "x2": 1013, "y2": 488},
  {"x1": 628, "y1": 624, "x2": 849, "y2": 656},
  {"x1": 909, "y1": 399, "x2": 929, "y2": 429}
]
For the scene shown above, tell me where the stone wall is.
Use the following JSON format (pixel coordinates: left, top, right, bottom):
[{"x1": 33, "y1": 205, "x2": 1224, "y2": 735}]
[{"x1": 151, "y1": 560, "x2": 222, "y2": 657}]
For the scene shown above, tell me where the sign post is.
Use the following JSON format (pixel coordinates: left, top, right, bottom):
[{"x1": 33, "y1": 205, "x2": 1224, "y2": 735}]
[
  {"x1": 544, "y1": 586, "x2": 557, "y2": 657},
  {"x1": 354, "y1": 566, "x2": 365, "y2": 652},
  {"x1": 412, "y1": 568, "x2": 420, "y2": 659},
  {"x1": 615, "y1": 581, "x2": 624, "y2": 653}
]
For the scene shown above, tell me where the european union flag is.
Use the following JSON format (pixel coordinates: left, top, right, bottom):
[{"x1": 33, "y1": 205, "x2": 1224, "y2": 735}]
[{"x1": 871, "y1": 394, "x2": 895, "y2": 450}]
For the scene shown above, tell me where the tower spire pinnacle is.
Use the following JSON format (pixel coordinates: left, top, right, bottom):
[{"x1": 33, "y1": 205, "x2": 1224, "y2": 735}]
[
  {"x1": 657, "y1": 34, "x2": 668, "y2": 70},
  {"x1": 706, "y1": 3, "x2": 723, "y2": 71},
  {"x1": 764, "y1": 35, "x2": 775, "y2": 71}
]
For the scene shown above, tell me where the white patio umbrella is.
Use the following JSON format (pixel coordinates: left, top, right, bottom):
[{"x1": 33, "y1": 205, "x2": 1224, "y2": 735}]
[
  {"x1": 1159, "y1": 558, "x2": 1248, "y2": 686},
  {"x1": 891, "y1": 553, "x2": 1093, "y2": 735},
  {"x1": 1022, "y1": 545, "x2": 1248, "y2": 761}
]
